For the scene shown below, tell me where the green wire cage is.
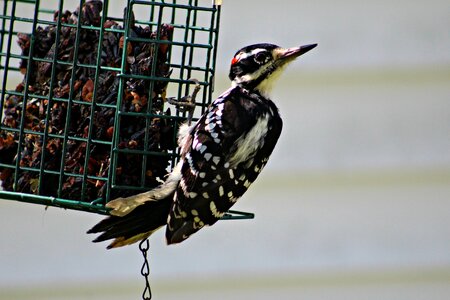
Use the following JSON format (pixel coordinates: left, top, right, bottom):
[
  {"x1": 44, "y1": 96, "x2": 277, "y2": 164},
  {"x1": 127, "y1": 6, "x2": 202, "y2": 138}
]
[{"x1": 0, "y1": 0, "x2": 253, "y2": 220}]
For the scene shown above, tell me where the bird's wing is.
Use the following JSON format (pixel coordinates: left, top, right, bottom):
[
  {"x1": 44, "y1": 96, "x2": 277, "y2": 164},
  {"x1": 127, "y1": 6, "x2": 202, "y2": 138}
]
[{"x1": 166, "y1": 87, "x2": 279, "y2": 244}]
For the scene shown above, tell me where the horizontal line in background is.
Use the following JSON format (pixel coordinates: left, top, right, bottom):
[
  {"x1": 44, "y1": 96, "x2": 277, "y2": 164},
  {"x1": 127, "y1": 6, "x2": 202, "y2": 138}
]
[
  {"x1": 211, "y1": 65, "x2": 450, "y2": 88},
  {"x1": 282, "y1": 65, "x2": 450, "y2": 86},
  {"x1": 258, "y1": 167, "x2": 450, "y2": 189},
  {"x1": 2, "y1": 267, "x2": 449, "y2": 298}
]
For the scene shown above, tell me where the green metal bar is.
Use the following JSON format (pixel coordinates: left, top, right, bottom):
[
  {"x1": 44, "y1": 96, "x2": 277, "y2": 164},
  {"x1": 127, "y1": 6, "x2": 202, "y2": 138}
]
[
  {"x1": 7, "y1": 93, "x2": 121, "y2": 109},
  {"x1": 177, "y1": 2, "x2": 192, "y2": 112},
  {"x1": 0, "y1": 66, "x2": 21, "y2": 72},
  {"x1": 170, "y1": 0, "x2": 177, "y2": 30},
  {"x1": 0, "y1": 54, "x2": 122, "y2": 72},
  {"x1": 202, "y1": 0, "x2": 220, "y2": 113},
  {"x1": 0, "y1": 15, "x2": 124, "y2": 32},
  {"x1": 116, "y1": 148, "x2": 177, "y2": 157},
  {"x1": 103, "y1": 0, "x2": 117, "y2": 205},
  {"x1": 6, "y1": 0, "x2": 39, "y2": 4},
  {"x1": 0, "y1": 164, "x2": 109, "y2": 182},
  {"x1": 169, "y1": 0, "x2": 193, "y2": 167},
  {"x1": 169, "y1": 61, "x2": 214, "y2": 72},
  {"x1": 13, "y1": 0, "x2": 40, "y2": 192},
  {"x1": 80, "y1": 0, "x2": 109, "y2": 202},
  {"x1": 57, "y1": 0, "x2": 85, "y2": 198},
  {"x1": 0, "y1": 190, "x2": 109, "y2": 215},
  {"x1": 182, "y1": 0, "x2": 197, "y2": 112},
  {"x1": 188, "y1": 0, "x2": 197, "y2": 82},
  {"x1": 0, "y1": 0, "x2": 12, "y2": 125},
  {"x1": 139, "y1": 0, "x2": 166, "y2": 188},
  {"x1": 204, "y1": 1, "x2": 220, "y2": 113},
  {"x1": 3, "y1": 90, "x2": 48, "y2": 98},
  {"x1": 221, "y1": 210, "x2": 255, "y2": 220},
  {"x1": 0, "y1": 0, "x2": 6, "y2": 66},
  {"x1": 148, "y1": 0, "x2": 156, "y2": 32},
  {"x1": 168, "y1": 1, "x2": 179, "y2": 171},
  {"x1": 211, "y1": 4, "x2": 221, "y2": 78},
  {"x1": 37, "y1": 0, "x2": 64, "y2": 196},
  {"x1": 117, "y1": 73, "x2": 209, "y2": 85},
  {"x1": 0, "y1": 124, "x2": 117, "y2": 145},
  {"x1": 127, "y1": 36, "x2": 213, "y2": 48},
  {"x1": 131, "y1": 1, "x2": 216, "y2": 12},
  {"x1": 109, "y1": 0, "x2": 134, "y2": 201},
  {"x1": 118, "y1": 111, "x2": 189, "y2": 122},
  {"x1": 111, "y1": 184, "x2": 158, "y2": 191},
  {"x1": 166, "y1": 2, "x2": 177, "y2": 142},
  {"x1": 3, "y1": 14, "x2": 214, "y2": 34}
]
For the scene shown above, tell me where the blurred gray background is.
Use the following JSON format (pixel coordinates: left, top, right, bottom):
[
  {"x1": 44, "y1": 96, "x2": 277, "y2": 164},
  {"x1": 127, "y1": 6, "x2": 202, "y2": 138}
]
[{"x1": 1, "y1": 0, "x2": 450, "y2": 299}]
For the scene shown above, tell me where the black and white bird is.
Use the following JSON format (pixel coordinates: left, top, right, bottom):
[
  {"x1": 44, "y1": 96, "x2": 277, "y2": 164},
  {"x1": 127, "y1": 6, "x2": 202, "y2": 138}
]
[{"x1": 88, "y1": 43, "x2": 317, "y2": 248}]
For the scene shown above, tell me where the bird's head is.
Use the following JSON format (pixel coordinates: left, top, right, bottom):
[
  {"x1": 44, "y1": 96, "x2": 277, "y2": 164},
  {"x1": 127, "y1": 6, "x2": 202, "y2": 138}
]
[{"x1": 229, "y1": 43, "x2": 317, "y2": 97}]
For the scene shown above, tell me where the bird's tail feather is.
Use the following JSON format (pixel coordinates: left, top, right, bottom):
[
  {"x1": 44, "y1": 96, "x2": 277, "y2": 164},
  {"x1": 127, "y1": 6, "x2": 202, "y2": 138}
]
[
  {"x1": 106, "y1": 162, "x2": 182, "y2": 217},
  {"x1": 106, "y1": 191, "x2": 157, "y2": 217},
  {"x1": 87, "y1": 195, "x2": 172, "y2": 249}
]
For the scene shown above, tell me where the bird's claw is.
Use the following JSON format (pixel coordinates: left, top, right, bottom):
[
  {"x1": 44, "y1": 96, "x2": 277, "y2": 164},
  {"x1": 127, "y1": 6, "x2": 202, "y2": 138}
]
[{"x1": 167, "y1": 78, "x2": 201, "y2": 125}]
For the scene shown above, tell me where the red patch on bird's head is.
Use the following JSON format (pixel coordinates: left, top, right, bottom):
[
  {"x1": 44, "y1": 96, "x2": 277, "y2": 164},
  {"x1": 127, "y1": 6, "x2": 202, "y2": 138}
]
[{"x1": 231, "y1": 57, "x2": 239, "y2": 65}]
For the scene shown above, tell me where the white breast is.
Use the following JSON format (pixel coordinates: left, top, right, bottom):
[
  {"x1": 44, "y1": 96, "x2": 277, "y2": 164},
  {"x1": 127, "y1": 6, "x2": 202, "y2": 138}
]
[{"x1": 229, "y1": 113, "x2": 270, "y2": 167}]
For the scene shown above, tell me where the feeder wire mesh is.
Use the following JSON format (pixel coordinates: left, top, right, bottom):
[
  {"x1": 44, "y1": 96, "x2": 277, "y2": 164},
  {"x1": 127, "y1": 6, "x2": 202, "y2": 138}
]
[{"x1": 0, "y1": 0, "x2": 251, "y2": 220}]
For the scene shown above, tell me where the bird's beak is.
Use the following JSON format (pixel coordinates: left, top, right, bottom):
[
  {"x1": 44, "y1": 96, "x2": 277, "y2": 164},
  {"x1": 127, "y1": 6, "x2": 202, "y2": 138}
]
[{"x1": 277, "y1": 44, "x2": 318, "y2": 61}]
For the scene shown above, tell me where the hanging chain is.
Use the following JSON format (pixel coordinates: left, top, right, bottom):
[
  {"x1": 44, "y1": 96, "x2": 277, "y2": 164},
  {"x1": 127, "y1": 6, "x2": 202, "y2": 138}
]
[{"x1": 139, "y1": 239, "x2": 152, "y2": 300}]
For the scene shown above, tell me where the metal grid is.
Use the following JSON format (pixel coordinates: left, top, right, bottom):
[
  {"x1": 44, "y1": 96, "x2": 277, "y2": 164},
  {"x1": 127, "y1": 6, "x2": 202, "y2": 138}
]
[{"x1": 0, "y1": 0, "x2": 226, "y2": 215}]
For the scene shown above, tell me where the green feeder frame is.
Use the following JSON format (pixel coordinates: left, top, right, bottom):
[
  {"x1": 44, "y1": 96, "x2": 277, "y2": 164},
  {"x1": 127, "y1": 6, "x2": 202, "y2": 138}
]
[{"x1": 0, "y1": 0, "x2": 253, "y2": 221}]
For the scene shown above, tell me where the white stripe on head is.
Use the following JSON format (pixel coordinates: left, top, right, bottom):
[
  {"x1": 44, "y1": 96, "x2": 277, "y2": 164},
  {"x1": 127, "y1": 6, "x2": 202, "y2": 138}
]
[{"x1": 235, "y1": 48, "x2": 267, "y2": 61}]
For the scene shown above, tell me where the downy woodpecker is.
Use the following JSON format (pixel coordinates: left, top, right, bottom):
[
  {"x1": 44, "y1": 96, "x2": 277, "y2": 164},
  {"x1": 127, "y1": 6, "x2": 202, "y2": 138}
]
[{"x1": 88, "y1": 43, "x2": 317, "y2": 248}]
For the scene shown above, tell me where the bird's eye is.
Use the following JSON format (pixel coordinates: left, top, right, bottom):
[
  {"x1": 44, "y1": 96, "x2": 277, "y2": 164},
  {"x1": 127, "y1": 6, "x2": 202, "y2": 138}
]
[{"x1": 254, "y1": 52, "x2": 269, "y2": 64}]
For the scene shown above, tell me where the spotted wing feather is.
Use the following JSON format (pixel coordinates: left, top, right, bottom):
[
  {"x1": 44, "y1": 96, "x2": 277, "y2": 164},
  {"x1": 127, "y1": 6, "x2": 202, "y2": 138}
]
[{"x1": 166, "y1": 86, "x2": 282, "y2": 244}]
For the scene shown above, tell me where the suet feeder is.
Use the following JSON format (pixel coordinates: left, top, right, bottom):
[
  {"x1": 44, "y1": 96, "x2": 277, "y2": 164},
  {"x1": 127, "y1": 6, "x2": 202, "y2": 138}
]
[{"x1": 0, "y1": 0, "x2": 253, "y2": 221}]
